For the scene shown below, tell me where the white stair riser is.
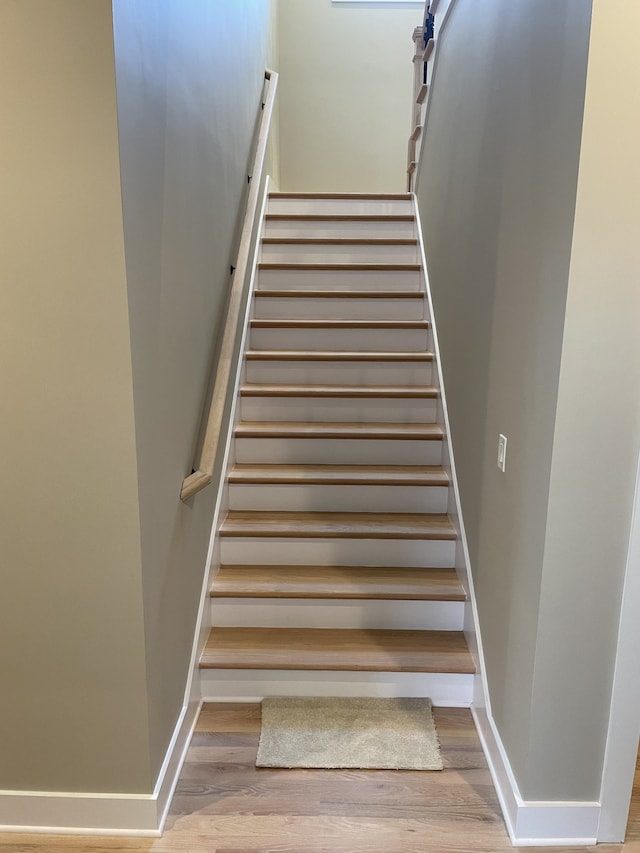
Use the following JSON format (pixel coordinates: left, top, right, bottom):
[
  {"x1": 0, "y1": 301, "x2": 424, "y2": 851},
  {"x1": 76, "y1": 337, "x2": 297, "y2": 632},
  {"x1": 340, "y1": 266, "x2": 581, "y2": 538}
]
[
  {"x1": 263, "y1": 220, "x2": 417, "y2": 239},
  {"x1": 245, "y1": 360, "x2": 433, "y2": 386},
  {"x1": 267, "y1": 199, "x2": 413, "y2": 216},
  {"x1": 235, "y1": 437, "x2": 443, "y2": 466},
  {"x1": 228, "y1": 483, "x2": 449, "y2": 513},
  {"x1": 200, "y1": 668, "x2": 473, "y2": 706},
  {"x1": 220, "y1": 537, "x2": 455, "y2": 568},
  {"x1": 211, "y1": 598, "x2": 464, "y2": 631},
  {"x1": 253, "y1": 295, "x2": 425, "y2": 321},
  {"x1": 250, "y1": 326, "x2": 429, "y2": 351},
  {"x1": 240, "y1": 396, "x2": 437, "y2": 424},
  {"x1": 260, "y1": 243, "x2": 419, "y2": 264},
  {"x1": 257, "y1": 269, "x2": 422, "y2": 291}
]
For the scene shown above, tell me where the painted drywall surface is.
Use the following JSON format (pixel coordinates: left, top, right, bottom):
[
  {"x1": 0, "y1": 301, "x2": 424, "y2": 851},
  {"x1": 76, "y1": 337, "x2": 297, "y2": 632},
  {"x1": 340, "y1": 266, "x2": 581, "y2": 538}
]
[
  {"x1": 524, "y1": 0, "x2": 640, "y2": 800},
  {"x1": 112, "y1": 0, "x2": 273, "y2": 781},
  {"x1": 415, "y1": 0, "x2": 591, "y2": 787},
  {"x1": 267, "y1": 0, "x2": 281, "y2": 188},
  {"x1": 0, "y1": 1, "x2": 150, "y2": 791},
  {"x1": 277, "y1": 0, "x2": 419, "y2": 192}
]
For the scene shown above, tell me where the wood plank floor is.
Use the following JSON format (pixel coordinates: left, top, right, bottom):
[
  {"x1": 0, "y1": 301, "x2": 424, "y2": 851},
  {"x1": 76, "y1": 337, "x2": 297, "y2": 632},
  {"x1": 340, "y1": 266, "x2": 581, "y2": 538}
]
[
  {"x1": 627, "y1": 747, "x2": 640, "y2": 842},
  {"x1": 2, "y1": 703, "x2": 638, "y2": 852}
]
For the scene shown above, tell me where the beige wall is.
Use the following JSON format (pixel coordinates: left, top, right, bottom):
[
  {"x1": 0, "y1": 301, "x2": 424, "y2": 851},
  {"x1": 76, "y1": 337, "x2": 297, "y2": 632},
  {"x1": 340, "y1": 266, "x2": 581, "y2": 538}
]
[
  {"x1": 0, "y1": 0, "x2": 150, "y2": 792},
  {"x1": 0, "y1": 0, "x2": 274, "y2": 797},
  {"x1": 525, "y1": 0, "x2": 640, "y2": 798},
  {"x1": 415, "y1": 0, "x2": 593, "y2": 796},
  {"x1": 112, "y1": 0, "x2": 274, "y2": 782},
  {"x1": 277, "y1": 0, "x2": 419, "y2": 192}
]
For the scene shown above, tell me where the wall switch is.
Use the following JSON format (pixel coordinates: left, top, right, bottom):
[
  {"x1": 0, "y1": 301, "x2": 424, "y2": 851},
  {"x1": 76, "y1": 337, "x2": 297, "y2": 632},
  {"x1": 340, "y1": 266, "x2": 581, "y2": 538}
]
[{"x1": 497, "y1": 434, "x2": 507, "y2": 472}]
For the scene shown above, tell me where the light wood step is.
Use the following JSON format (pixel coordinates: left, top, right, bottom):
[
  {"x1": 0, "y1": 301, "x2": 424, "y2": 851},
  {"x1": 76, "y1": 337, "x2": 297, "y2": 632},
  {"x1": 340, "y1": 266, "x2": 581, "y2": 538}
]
[
  {"x1": 253, "y1": 289, "x2": 424, "y2": 300},
  {"x1": 227, "y1": 464, "x2": 448, "y2": 513},
  {"x1": 244, "y1": 351, "x2": 434, "y2": 386},
  {"x1": 249, "y1": 319, "x2": 431, "y2": 353},
  {"x1": 258, "y1": 263, "x2": 421, "y2": 271},
  {"x1": 245, "y1": 350, "x2": 434, "y2": 362},
  {"x1": 265, "y1": 214, "x2": 415, "y2": 222},
  {"x1": 252, "y1": 290, "x2": 425, "y2": 320},
  {"x1": 228, "y1": 463, "x2": 448, "y2": 486},
  {"x1": 211, "y1": 565, "x2": 465, "y2": 600},
  {"x1": 262, "y1": 238, "x2": 418, "y2": 246},
  {"x1": 200, "y1": 627, "x2": 474, "y2": 673},
  {"x1": 261, "y1": 242, "x2": 419, "y2": 265},
  {"x1": 233, "y1": 422, "x2": 445, "y2": 466},
  {"x1": 269, "y1": 193, "x2": 412, "y2": 200},
  {"x1": 256, "y1": 267, "x2": 422, "y2": 291},
  {"x1": 239, "y1": 386, "x2": 438, "y2": 423},
  {"x1": 250, "y1": 319, "x2": 429, "y2": 329},
  {"x1": 239, "y1": 384, "x2": 438, "y2": 399},
  {"x1": 219, "y1": 511, "x2": 456, "y2": 540},
  {"x1": 234, "y1": 421, "x2": 444, "y2": 440}
]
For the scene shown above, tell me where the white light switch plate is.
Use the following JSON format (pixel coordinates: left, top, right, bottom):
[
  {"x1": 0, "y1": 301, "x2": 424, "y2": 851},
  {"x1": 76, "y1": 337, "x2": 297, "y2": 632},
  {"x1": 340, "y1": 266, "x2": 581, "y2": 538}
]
[{"x1": 498, "y1": 434, "x2": 507, "y2": 472}]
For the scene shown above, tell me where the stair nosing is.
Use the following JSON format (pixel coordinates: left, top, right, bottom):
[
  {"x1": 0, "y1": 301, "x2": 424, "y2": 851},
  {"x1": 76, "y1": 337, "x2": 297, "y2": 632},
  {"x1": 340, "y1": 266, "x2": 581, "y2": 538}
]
[
  {"x1": 261, "y1": 237, "x2": 418, "y2": 246},
  {"x1": 268, "y1": 193, "x2": 412, "y2": 201},
  {"x1": 228, "y1": 463, "x2": 449, "y2": 486},
  {"x1": 210, "y1": 565, "x2": 465, "y2": 601},
  {"x1": 200, "y1": 626, "x2": 475, "y2": 673},
  {"x1": 253, "y1": 289, "x2": 424, "y2": 299},
  {"x1": 220, "y1": 510, "x2": 457, "y2": 541},
  {"x1": 250, "y1": 318, "x2": 429, "y2": 328},
  {"x1": 258, "y1": 263, "x2": 421, "y2": 272},
  {"x1": 264, "y1": 214, "x2": 416, "y2": 222},
  {"x1": 234, "y1": 421, "x2": 444, "y2": 440},
  {"x1": 244, "y1": 350, "x2": 434, "y2": 362},
  {"x1": 239, "y1": 383, "x2": 438, "y2": 399}
]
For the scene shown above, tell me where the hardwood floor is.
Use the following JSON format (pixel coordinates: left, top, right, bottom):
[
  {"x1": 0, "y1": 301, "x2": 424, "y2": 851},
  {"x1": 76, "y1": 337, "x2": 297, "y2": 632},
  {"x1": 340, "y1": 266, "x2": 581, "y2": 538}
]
[
  {"x1": 1, "y1": 703, "x2": 638, "y2": 853},
  {"x1": 627, "y1": 748, "x2": 640, "y2": 842}
]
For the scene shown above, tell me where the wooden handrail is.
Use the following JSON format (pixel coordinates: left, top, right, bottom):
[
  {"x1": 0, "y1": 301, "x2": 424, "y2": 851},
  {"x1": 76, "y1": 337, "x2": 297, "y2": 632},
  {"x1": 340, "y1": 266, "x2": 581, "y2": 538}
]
[{"x1": 181, "y1": 69, "x2": 278, "y2": 502}]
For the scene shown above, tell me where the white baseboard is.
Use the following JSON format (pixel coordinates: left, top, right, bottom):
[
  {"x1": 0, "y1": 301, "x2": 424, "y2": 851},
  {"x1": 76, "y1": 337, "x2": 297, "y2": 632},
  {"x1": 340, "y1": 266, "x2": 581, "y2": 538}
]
[
  {"x1": 471, "y1": 695, "x2": 600, "y2": 847},
  {"x1": 0, "y1": 696, "x2": 201, "y2": 836}
]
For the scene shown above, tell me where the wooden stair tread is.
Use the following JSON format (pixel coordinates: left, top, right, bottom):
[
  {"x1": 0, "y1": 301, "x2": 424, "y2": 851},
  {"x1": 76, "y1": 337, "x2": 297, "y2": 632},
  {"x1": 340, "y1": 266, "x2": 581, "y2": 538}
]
[
  {"x1": 269, "y1": 193, "x2": 412, "y2": 201},
  {"x1": 234, "y1": 421, "x2": 444, "y2": 440},
  {"x1": 245, "y1": 350, "x2": 434, "y2": 362},
  {"x1": 229, "y1": 463, "x2": 449, "y2": 486},
  {"x1": 262, "y1": 237, "x2": 418, "y2": 246},
  {"x1": 265, "y1": 214, "x2": 415, "y2": 222},
  {"x1": 211, "y1": 565, "x2": 465, "y2": 601},
  {"x1": 259, "y1": 263, "x2": 421, "y2": 271},
  {"x1": 240, "y1": 383, "x2": 438, "y2": 398},
  {"x1": 201, "y1": 627, "x2": 474, "y2": 673},
  {"x1": 254, "y1": 289, "x2": 424, "y2": 299},
  {"x1": 220, "y1": 511, "x2": 456, "y2": 540},
  {"x1": 250, "y1": 318, "x2": 429, "y2": 329}
]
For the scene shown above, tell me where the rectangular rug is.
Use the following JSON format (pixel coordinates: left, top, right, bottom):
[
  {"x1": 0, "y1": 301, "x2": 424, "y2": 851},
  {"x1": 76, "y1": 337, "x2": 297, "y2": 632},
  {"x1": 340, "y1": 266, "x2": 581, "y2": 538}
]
[{"x1": 256, "y1": 696, "x2": 443, "y2": 770}]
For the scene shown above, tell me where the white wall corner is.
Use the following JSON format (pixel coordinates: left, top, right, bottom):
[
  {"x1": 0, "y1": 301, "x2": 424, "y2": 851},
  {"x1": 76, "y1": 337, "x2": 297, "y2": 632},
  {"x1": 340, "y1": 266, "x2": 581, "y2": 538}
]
[
  {"x1": 0, "y1": 695, "x2": 201, "y2": 836},
  {"x1": 472, "y1": 700, "x2": 600, "y2": 847}
]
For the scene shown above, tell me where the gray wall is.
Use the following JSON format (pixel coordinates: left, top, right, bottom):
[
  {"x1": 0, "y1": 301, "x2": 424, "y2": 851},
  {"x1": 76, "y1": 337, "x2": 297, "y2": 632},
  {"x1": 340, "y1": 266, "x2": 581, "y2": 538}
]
[
  {"x1": 112, "y1": 0, "x2": 273, "y2": 782},
  {"x1": 416, "y1": 0, "x2": 594, "y2": 796},
  {"x1": 524, "y1": 0, "x2": 640, "y2": 798},
  {"x1": 0, "y1": 0, "x2": 150, "y2": 792},
  {"x1": 0, "y1": 0, "x2": 273, "y2": 796}
]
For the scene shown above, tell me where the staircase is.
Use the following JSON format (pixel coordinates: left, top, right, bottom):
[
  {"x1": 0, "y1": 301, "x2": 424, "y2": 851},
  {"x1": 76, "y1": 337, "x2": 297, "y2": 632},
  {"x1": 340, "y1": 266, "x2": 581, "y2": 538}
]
[{"x1": 199, "y1": 192, "x2": 474, "y2": 706}]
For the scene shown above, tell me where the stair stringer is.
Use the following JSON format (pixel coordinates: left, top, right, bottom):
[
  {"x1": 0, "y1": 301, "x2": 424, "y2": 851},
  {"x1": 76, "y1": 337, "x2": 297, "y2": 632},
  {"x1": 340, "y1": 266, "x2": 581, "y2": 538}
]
[
  {"x1": 188, "y1": 176, "x2": 274, "y2": 700},
  {"x1": 412, "y1": 196, "x2": 481, "y2": 679}
]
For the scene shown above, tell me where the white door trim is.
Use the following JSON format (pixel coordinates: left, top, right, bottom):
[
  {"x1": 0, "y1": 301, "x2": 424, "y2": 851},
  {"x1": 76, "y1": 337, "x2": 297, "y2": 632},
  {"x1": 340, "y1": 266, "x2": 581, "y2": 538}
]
[{"x1": 597, "y1": 450, "x2": 640, "y2": 841}]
